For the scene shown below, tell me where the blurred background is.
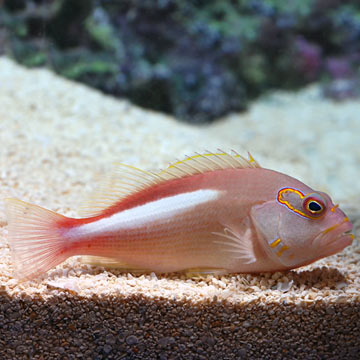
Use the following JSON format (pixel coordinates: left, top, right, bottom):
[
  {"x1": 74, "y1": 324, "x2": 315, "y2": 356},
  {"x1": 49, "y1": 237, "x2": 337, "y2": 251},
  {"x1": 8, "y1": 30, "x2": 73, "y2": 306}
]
[{"x1": 1, "y1": 0, "x2": 360, "y2": 123}]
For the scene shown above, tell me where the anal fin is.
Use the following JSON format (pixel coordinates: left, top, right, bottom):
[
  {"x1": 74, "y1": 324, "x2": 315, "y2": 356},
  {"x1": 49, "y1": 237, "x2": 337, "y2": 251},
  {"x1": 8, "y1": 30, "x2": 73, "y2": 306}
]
[
  {"x1": 80, "y1": 256, "x2": 150, "y2": 273},
  {"x1": 81, "y1": 257, "x2": 230, "y2": 277},
  {"x1": 182, "y1": 268, "x2": 229, "y2": 278}
]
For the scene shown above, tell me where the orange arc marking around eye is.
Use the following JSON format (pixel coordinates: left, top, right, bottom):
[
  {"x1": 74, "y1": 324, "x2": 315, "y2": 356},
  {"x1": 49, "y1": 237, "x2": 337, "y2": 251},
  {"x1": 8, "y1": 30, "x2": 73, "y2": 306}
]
[{"x1": 277, "y1": 188, "x2": 324, "y2": 220}]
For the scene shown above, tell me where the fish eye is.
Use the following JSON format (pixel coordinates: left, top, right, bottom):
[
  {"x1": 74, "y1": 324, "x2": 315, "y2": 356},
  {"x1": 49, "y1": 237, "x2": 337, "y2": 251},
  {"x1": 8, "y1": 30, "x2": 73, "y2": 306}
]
[
  {"x1": 307, "y1": 200, "x2": 322, "y2": 213},
  {"x1": 302, "y1": 193, "x2": 326, "y2": 217}
]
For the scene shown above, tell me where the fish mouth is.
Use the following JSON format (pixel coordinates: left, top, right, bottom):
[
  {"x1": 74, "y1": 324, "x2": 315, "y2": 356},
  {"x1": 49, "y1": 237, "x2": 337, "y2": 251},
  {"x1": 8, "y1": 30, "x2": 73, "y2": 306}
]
[{"x1": 313, "y1": 218, "x2": 354, "y2": 258}]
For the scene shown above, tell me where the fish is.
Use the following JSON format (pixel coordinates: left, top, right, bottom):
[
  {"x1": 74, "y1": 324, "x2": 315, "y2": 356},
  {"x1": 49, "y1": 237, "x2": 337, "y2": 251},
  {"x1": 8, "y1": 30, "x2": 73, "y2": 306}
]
[{"x1": 4, "y1": 151, "x2": 354, "y2": 280}]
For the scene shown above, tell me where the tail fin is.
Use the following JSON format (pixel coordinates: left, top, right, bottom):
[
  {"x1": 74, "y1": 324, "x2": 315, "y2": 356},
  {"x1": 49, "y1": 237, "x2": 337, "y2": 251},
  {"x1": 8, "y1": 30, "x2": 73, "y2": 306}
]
[{"x1": 4, "y1": 198, "x2": 70, "y2": 280}]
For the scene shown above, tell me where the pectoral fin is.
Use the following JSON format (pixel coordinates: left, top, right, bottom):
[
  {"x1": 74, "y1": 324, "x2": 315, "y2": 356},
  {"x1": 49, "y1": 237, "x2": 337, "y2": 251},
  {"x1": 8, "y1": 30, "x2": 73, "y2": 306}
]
[{"x1": 212, "y1": 220, "x2": 257, "y2": 265}]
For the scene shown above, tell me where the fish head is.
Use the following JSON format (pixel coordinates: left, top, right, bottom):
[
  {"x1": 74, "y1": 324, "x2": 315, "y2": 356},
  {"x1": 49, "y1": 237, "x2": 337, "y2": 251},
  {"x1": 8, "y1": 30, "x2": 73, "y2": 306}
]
[{"x1": 250, "y1": 187, "x2": 354, "y2": 269}]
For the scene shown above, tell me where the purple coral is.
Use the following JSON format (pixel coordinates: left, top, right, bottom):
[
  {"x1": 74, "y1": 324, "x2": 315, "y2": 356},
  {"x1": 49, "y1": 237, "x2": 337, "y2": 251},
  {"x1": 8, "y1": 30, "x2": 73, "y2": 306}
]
[{"x1": 294, "y1": 37, "x2": 322, "y2": 80}]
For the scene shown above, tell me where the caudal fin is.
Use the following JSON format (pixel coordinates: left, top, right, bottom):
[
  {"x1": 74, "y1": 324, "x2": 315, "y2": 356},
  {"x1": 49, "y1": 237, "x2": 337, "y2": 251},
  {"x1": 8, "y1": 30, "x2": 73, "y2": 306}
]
[{"x1": 4, "y1": 198, "x2": 69, "y2": 280}]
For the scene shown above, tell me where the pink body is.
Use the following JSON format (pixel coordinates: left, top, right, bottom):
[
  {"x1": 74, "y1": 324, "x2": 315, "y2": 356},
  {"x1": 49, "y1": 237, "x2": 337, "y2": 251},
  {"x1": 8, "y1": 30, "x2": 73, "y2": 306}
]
[
  {"x1": 64, "y1": 168, "x2": 291, "y2": 273},
  {"x1": 5, "y1": 152, "x2": 354, "y2": 280}
]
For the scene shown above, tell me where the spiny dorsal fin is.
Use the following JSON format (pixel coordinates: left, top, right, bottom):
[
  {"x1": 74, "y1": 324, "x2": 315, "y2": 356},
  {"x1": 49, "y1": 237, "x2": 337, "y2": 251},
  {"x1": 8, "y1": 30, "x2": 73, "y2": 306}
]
[
  {"x1": 158, "y1": 150, "x2": 260, "y2": 180},
  {"x1": 78, "y1": 151, "x2": 260, "y2": 217}
]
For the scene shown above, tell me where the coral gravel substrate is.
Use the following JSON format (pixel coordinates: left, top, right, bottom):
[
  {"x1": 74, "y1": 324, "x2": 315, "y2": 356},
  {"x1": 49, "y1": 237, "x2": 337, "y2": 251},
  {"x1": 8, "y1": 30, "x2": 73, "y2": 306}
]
[{"x1": 0, "y1": 58, "x2": 359, "y2": 359}]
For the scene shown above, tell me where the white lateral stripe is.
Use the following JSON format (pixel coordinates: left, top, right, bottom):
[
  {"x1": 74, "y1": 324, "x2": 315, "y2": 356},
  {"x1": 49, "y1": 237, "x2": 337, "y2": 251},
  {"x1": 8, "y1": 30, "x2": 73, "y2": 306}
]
[{"x1": 67, "y1": 189, "x2": 220, "y2": 238}]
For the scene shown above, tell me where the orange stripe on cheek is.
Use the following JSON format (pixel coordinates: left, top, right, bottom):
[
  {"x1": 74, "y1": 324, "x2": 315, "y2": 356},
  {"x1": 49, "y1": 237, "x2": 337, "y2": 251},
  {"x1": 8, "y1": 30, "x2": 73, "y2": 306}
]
[
  {"x1": 270, "y1": 238, "x2": 281, "y2": 248},
  {"x1": 276, "y1": 245, "x2": 289, "y2": 257}
]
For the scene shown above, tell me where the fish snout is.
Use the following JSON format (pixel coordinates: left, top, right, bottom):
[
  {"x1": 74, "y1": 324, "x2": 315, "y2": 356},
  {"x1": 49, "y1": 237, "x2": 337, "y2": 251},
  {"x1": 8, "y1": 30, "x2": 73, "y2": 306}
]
[
  {"x1": 322, "y1": 217, "x2": 353, "y2": 237},
  {"x1": 313, "y1": 218, "x2": 354, "y2": 257}
]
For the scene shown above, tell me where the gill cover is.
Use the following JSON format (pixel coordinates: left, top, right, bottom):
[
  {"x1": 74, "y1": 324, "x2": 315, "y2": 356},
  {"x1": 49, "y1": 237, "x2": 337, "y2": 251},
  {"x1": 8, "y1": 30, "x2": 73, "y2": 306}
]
[{"x1": 250, "y1": 201, "x2": 297, "y2": 267}]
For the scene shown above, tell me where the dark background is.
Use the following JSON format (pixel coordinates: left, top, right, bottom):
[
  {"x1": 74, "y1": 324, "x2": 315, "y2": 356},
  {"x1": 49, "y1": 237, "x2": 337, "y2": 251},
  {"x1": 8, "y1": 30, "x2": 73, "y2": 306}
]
[{"x1": 1, "y1": 0, "x2": 360, "y2": 123}]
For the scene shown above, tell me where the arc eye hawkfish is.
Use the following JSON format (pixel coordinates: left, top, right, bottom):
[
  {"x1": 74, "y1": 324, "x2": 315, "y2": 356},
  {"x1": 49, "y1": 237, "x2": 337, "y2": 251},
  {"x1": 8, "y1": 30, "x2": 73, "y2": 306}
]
[{"x1": 4, "y1": 151, "x2": 354, "y2": 280}]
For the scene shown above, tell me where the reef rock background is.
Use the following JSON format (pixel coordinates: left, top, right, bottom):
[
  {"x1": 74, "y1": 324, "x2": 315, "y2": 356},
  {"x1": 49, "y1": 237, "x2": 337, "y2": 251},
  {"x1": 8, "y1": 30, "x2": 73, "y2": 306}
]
[{"x1": 1, "y1": 0, "x2": 360, "y2": 122}]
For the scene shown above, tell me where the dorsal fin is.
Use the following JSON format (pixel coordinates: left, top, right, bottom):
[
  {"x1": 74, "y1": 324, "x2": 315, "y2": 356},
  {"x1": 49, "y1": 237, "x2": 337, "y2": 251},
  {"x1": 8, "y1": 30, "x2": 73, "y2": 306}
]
[
  {"x1": 78, "y1": 151, "x2": 260, "y2": 217},
  {"x1": 77, "y1": 164, "x2": 161, "y2": 217},
  {"x1": 158, "y1": 150, "x2": 260, "y2": 180}
]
